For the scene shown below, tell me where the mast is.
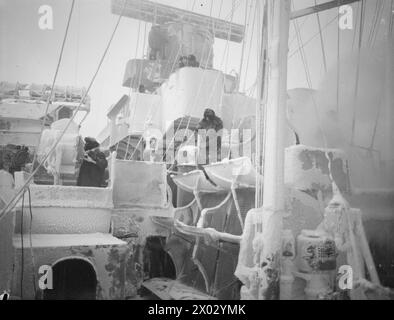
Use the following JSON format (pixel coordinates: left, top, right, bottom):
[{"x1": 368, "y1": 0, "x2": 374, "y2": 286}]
[{"x1": 258, "y1": 0, "x2": 290, "y2": 300}]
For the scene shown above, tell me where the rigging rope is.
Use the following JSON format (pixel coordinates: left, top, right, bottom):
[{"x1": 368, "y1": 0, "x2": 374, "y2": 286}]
[
  {"x1": 124, "y1": 19, "x2": 148, "y2": 160},
  {"x1": 260, "y1": 0, "x2": 269, "y2": 208},
  {"x1": 135, "y1": 0, "x2": 220, "y2": 163},
  {"x1": 337, "y1": 1, "x2": 341, "y2": 114},
  {"x1": 128, "y1": 34, "x2": 186, "y2": 161},
  {"x1": 224, "y1": 0, "x2": 236, "y2": 74},
  {"x1": 314, "y1": 0, "x2": 328, "y2": 74},
  {"x1": 196, "y1": 0, "x2": 214, "y2": 71},
  {"x1": 0, "y1": 0, "x2": 128, "y2": 223},
  {"x1": 142, "y1": 20, "x2": 148, "y2": 58},
  {"x1": 292, "y1": 2, "x2": 328, "y2": 149},
  {"x1": 288, "y1": 13, "x2": 339, "y2": 59},
  {"x1": 289, "y1": 16, "x2": 310, "y2": 50},
  {"x1": 352, "y1": 0, "x2": 361, "y2": 50},
  {"x1": 350, "y1": 0, "x2": 366, "y2": 146},
  {"x1": 27, "y1": 187, "x2": 36, "y2": 294},
  {"x1": 369, "y1": 95, "x2": 384, "y2": 150},
  {"x1": 122, "y1": 18, "x2": 142, "y2": 160},
  {"x1": 370, "y1": 0, "x2": 385, "y2": 48},
  {"x1": 225, "y1": 0, "x2": 262, "y2": 164},
  {"x1": 242, "y1": 0, "x2": 258, "y2": 92},
  {"x1": 368, "y1": 0, "x2": 380, "y2": 45},
  {"x1": 204, "y1": 0, "x2": 236, "y2": 114},
  {"x1": 238, "y1": 0, "x2": 253, "y2": 90},
  {"x1": 21, "y1": 1, "x2": 75, "y2": 294},
  {"x1": 238, "y1": 0, "x2": 252, "y2": 89},
  {"x1": 290, "y1": 2, "x2": 351, "y2": 222},
  {"x1": 74, "y1": 0, "x2": 81, "y2": 85},
  {"x1": 367, "y1": 0, "x2": 383, "y2": 47},
  {"x1": 20, "y1": 192, "x2": 24, "y2": 299},
  {"x1": 31, "y1": 0, "x2": 76, "y2": 172},
  {"x1": 160, "y1": 0, "x2": 234, "y2": 164},
  {"x1": 390, "y1": 0, "x2": 394, "y2": 34},
  {"x1": 292, "y1": 0, "x2": 386, "y2": 197},
  {"x1": 127, "y1": 96, "x2": 158, "y2": 160},
  {"x1": 369, "y1": 0, "x2": 393, "y2": 150},
  {"x1": 218, "y1": 0, "x2": 224, "y2": 19},
  {"x1": 191, "y1": 0, "x2": 197, "y2": 12},
  {"x1": 255, "y1": 0, "x2": 267, "y2": 208}
]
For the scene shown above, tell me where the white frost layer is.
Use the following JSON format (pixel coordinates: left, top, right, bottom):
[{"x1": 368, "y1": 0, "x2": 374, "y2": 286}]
[
  {"x1": 14, "y1": 206, "x2": 111, "y2": 234},
  {"x1": 13, "y1": 233, "x2": 126, "y2": 248},
  {"x1": 160, "y1": 67, "x2": 224, "y2": 128},
  {"x1": 285, "y1": 144, "x2": 346, "y2": 191},
  {"x1": 15, "y1": 184, "x2": 113, "y2": 209}
]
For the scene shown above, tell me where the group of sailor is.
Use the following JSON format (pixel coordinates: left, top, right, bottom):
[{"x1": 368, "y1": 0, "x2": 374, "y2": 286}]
[{"x1": 0, "y1": 107, "x2": 223, "y2": 189}]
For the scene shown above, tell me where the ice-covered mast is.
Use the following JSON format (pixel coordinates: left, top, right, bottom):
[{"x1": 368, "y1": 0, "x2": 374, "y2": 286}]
[
  {"x1": 234, "y1": 0, "x2": 291, "y2": 300},
  {"x1": 257, "y1": 0, "x2": 290, "y2": 300},
  {"x1": 237, "y1": 0, "x2": 365, "y2": 300}
]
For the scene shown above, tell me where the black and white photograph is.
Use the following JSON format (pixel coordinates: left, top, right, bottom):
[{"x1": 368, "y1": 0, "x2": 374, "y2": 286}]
[{"x1": 0, "y1": 0, "x2": 393, "y2": 304}]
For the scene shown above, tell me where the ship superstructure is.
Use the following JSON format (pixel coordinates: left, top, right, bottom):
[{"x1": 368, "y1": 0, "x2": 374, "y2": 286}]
[{"x1": 0, "y1": 0, "x2": 393, "y2": 300}]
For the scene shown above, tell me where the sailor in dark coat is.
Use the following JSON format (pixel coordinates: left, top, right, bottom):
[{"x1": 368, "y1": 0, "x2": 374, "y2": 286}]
[
  {"x1": 187, "y1": 54, "x2": 199, "y2": 67},
  {"x1": 196, "y1": 108, "x2": 223, "y2": 132},
  {"x1": 195, "y1": 108, "x2": 224, "y2": 164},
  {"x1": 77, "y1": 137, "x2": 108, "y2": 187}
]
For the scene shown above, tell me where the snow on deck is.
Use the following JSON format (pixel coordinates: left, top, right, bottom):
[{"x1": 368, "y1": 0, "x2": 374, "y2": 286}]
[{"x1": 13, "y1": 233, "x2": 126, "y2": 248}]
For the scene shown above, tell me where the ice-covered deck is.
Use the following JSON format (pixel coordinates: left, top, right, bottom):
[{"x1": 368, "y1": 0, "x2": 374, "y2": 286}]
[{"x1": 14, "y1": 172, "x2": 114, "y2": 234}]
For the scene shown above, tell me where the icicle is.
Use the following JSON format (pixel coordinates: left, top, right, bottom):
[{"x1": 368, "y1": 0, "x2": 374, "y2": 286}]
[
  {"x1": 280, "y1": 230, "x2": 295, "y2": 300},
  {"x1": 318, "y1": 181, "x2": 350, "y2": 252}
]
